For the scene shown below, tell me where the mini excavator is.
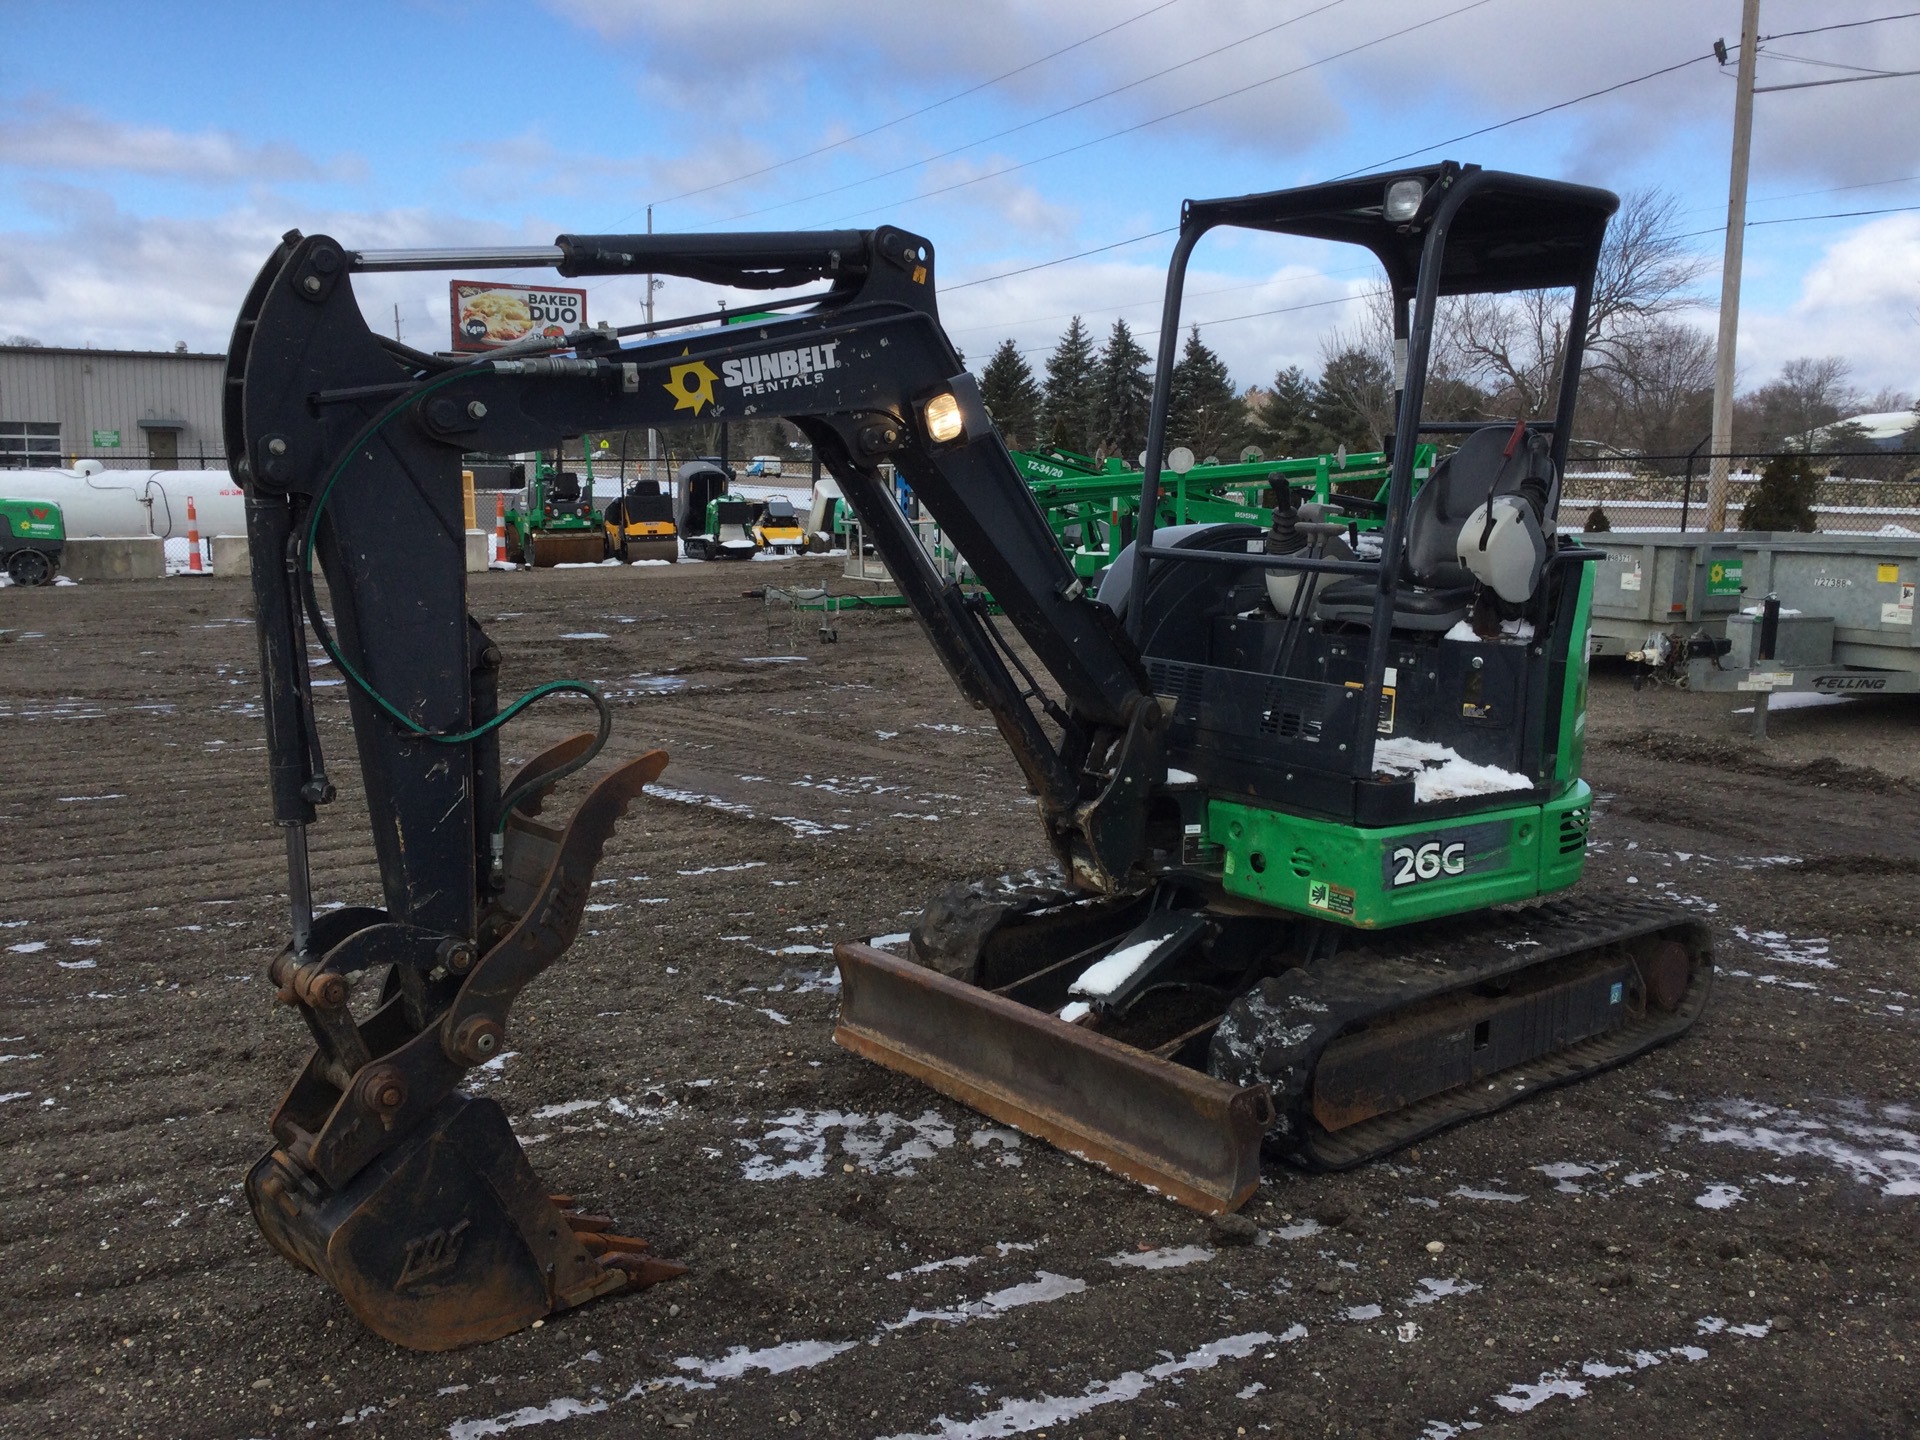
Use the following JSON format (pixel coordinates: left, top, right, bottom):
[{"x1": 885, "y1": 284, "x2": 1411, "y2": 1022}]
[{"x1": 226, "y1": 162, "x2": 1711, "y2": 1350}]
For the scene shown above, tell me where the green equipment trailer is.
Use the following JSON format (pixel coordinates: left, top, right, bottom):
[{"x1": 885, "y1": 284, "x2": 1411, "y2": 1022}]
[{"x1": 1013, "y1": 445, "x2": 1434, "y2": 579}]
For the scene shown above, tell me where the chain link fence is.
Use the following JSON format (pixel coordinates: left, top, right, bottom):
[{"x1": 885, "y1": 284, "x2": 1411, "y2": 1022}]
[{"x1": 1562, "y1": 450, "x2": 1920, "y2": 535}]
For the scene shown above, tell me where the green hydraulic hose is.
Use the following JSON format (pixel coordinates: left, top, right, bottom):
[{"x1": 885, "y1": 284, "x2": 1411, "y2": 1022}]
[{"x1": 295, "y1": 361, "x2": 612, "y2": 837}]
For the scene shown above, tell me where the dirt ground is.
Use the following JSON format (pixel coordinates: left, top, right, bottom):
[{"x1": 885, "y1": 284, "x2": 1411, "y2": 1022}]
[{"x1": 2, "y1": 557, "x2": 1916, "y2": 1440}]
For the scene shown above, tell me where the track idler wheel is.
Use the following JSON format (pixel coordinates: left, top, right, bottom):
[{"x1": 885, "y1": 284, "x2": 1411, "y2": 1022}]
[{"x1": 247, "y1": 1095, "x2": 682, "y2": 1351}]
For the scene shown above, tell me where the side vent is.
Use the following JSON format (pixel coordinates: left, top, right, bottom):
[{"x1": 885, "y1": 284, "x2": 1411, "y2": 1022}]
[
  {"x1": 1146, "y1": 660, "x2": 1206, "y2": 714},
  {"x1": 1558, "y1": 806, "x2": 1591, "y2": 857}
]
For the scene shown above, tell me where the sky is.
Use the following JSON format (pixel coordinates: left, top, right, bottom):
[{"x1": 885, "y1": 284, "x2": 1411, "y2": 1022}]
[{"x1": 1, "y1": 0, "x2": 1917, "y2": 411}]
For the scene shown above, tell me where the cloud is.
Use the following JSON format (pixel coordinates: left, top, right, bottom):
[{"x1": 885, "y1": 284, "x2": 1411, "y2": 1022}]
[
  {"x1": 0, "y1": 188, "x2": 539, "y2": 354},
  {"x1": 544, "y1": 0, "x2": 1920, "y2": 205},
  {"x1": 0, "y1": 95, "x2": 357, "y2": 184},
  {"x1": 1742, "y1": 213, "x2": 1920, "y2": 393}
]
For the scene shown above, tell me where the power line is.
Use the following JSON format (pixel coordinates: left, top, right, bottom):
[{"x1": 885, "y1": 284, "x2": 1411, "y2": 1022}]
[
  {"x1": 1760, "y1": 9, "x2": 1920, "y2": 43},
  {"x1": 809, "y1": 0, "x2": 1499, "y2": 227},
  {"x1": 619, "y1": 0, "x2": 1186, "y2": 224},
  {"x1": 948, "y1": 260, "x2": 1381, "y2": 337},
  {"x1": 714, "y1": 0, "x2": 1348, "y2": 225},
  {"x1": 1674, "y1": 203, "x2": 1920, "y2": 241},
  {"x1": 1679, "y1": 171, "x2": 1920, "y2": 218},
  {"x1": 1012, "y1": 291, "x2": 1365, "y2": 358},
  {"x1": 1337, "y1": 50, "x2": 1715, "y2": 177},
  {"x1": 946, "y1": 228, "x2": 1177, "y2": 291}
]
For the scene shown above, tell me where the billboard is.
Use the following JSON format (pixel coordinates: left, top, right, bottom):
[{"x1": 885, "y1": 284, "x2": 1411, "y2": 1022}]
[{"x1": 449, "y1": 281, "x2": 587, "y2": 353}]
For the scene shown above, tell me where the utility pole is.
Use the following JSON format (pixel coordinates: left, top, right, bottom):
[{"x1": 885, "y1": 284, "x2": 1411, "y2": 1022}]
[
  {"x1": 393, "y1": 302, "x2": 403, "y2": 343},
  {"x1": 645, "y1": 204, "x2": 660, "y2": 483},
  {"x1": 1705, "y1": 0, "x2": 1761, "y2": 532}
]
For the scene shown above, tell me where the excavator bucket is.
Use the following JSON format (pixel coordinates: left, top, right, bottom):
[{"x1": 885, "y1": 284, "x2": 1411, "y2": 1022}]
[
  {"x1": 833, "y1": 942, "x2": 1272, "y2": 1213},
  {"x1": 248, "y1": 1096, "x2": 683, "y2": 1350},
  {"x1": 247, "y1": 740, "x2": 684, "y2": 1350}
]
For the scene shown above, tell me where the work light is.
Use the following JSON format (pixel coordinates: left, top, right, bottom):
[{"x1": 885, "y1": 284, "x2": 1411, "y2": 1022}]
[{"x1": 1384, "y1": 178, "x2": 1425, "y2": 222}]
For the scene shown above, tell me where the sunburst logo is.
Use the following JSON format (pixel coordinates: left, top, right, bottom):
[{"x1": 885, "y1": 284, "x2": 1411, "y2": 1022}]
[{"x1": 664, "y1": 356, "x2": 719, "y2": 415}]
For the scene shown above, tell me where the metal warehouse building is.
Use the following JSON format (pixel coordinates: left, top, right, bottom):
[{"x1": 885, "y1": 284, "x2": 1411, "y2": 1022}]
[{"x1": 0, "y1": 344, "x2": 224, "y2": 469}]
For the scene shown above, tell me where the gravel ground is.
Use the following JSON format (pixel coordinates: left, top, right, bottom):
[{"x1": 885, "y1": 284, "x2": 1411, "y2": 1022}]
[{"x1": 1, "y1": 557, "x2": 1915, "y2": 1440}]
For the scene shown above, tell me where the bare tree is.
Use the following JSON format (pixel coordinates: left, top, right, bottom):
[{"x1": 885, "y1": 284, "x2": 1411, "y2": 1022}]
[
  {"x1": 1735, "y1": 357, "x2": 1859, "y2": 451},
  {"x1": 1435, "y1": 188, "x2": 1709, "y2": 441},
  {"x1": 1578, "y1": 320, "x2": 1715, "y2": 455}
]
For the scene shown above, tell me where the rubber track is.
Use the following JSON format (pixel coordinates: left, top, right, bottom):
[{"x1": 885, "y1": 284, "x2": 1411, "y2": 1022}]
[{"x1": 1211, "y1": 896, "x2": 1713, "y2": 1170}]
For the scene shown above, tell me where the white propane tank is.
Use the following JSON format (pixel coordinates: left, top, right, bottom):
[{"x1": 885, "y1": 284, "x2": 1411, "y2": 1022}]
[{"x1": 0, "y1": 467, "x2": 246, "y2": 539}]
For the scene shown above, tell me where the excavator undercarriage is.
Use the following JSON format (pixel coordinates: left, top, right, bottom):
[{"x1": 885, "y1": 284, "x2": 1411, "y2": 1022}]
[{"x1": 838, "y1": 881, "x2": 1711, "y2": 1212}]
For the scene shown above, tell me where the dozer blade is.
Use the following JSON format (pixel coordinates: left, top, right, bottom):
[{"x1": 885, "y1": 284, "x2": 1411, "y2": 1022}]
[
  {"x1": 834, "y1": 942, "x2": 1273, "y2": 1214},
  {"x1": 248, "y1": 1095, "x2": 684, "y2": 1351},
  {"x1": 528, "y1": 530, "x2": 610, "y2": 567}
]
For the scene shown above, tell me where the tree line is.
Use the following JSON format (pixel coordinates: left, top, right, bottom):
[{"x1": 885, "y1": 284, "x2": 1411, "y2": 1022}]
[{"x1": 977, "y1": 189, "x2": 1919, "y2": 465}]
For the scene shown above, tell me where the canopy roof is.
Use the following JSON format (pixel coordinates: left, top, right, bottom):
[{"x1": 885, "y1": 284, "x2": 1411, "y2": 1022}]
[{"x1": 1184, "y1": 162, "x2": 1618, "y2": 296}]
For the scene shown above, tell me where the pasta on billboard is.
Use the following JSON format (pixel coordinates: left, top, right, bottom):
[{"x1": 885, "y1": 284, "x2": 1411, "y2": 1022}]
[{"x1": 449, "y1": 281, "x2": 588, "y2": 352}]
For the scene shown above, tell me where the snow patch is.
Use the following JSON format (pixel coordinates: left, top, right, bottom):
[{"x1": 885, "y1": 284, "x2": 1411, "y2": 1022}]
[
  {"x1": 876, "y1": 1329, "x2": 1292, "y2": 1440},
  {"x1": 675, "y1": 1339, "x2": 856, "y2": 1380},
  {"x1": 735, "y1": 1108, "x2": 956, "y2": 1180},
  {"x1": 1670, "y1": 1098, "x2": 1920, "y2": 1197},
  {"x1": 1371, "y1": 738, "x2": 1533, "y2": 803},
  {"x1": 448, "y1": 1397, "x2": 610, "y2": 1440},
  {"x1": 1069, "y1": 938, "x2": 1162, "y2": 1000},
  {"x1": 1104, "y1": 1244, "x2": 1213, "y2": 1271},
  {"x1": 1449, "y1": 1186, "x2": 1527, "y2": 1203}
]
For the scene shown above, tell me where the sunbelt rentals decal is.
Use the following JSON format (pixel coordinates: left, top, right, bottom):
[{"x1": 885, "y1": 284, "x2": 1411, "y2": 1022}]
[{"x1": 663, "y1": 341, "x2": 843, "y2": 415}]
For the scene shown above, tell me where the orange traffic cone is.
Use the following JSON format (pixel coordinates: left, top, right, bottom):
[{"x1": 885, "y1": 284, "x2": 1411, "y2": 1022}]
[
  {"x1": 186, "y1": 497, "x2": 204, "y2": 574},
  {"x1": 494, "y1": 493, "x2": 507, "y2": 565}
]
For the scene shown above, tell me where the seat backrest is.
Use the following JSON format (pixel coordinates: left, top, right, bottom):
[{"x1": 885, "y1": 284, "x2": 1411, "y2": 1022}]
[{"x1": 1404, "y1": 426, "x2": 1555, "y2": 588}]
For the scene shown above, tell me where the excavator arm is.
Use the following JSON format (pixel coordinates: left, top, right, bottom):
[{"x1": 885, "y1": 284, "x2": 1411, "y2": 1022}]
[{"x1": 226, "y1": 224, "x2": 1165, "y2": 1349}]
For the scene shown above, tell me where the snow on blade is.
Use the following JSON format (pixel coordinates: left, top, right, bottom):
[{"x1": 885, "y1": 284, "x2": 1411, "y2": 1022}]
[
  {"x1": 1371, "y1": 737, "x2": 1532, "y2": 803},
  {"x1": 876, "y1": 1330, "x2": 1291, "y2": 1440},
  {"x1": 1069, "y1": 938, "x2": 1162, "y2": 1000}
]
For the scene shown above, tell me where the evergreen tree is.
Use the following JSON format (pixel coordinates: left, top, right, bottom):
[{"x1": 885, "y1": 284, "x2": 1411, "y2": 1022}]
[
  {"x1": 1094, "y1": 318, "x2": 1153, "y2": 463},
  {"x1": 1312, "y1": 345, "x2": 1394, "y2": 451},
  {"x1": 1040, "y1": 316, "x2": 1099, "y2": 454},
  {"x1": 1251, "y1": 365, "x2": 1329, "y2": 458},
  {"x1": 1167, "y1": 326, "x2": 1244, "y2": 461},
  {"x1": 1739, "y1": 452, "x2": 1820, "y2": 533},
  {"x1": 978, "y1": 339, "x2": 1042, "y2": 450}
]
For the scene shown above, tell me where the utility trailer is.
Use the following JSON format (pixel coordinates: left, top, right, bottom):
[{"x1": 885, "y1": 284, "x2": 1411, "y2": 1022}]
[
  {"x1": 1584, "y1": 531, "x2": 1920, "y2": 669},
  {"x1": 1672, "y1": 534, "x2": 1920, "y2": 733},
  {"x1": 1581, "y1": 530, "x2": 1920, "y2": 722}
]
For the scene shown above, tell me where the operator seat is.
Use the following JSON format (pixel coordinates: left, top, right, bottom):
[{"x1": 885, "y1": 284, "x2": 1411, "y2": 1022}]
[
  {"x1": 1315, "y1": 425, "x2": 1556, "y2": 632},
  {"x1": 550, "y1": 471, "x2": 584, "y2": 516}
]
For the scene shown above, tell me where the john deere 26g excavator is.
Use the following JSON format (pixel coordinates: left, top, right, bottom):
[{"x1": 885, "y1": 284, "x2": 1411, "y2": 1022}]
[{"x1": 225, "y1": 161, "x2": 1711, "y2": 1351}]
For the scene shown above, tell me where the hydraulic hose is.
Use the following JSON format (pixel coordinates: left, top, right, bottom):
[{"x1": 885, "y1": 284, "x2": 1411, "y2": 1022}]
[{"x1": 294, "y1": 360, "x2": 613, "y2": 833}]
